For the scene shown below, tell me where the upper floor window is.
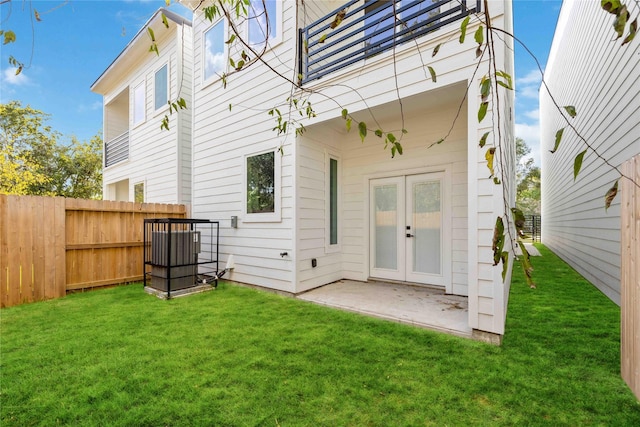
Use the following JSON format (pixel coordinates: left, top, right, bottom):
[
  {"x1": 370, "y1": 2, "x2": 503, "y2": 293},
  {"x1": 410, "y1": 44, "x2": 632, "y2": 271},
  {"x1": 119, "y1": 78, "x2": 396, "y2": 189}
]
[
  {"x1": 248, "y1": 0, "x2": 280, "y2": 46},
  {"x1": 133, "y1": 82, "x2": 145, "y2": 125},
  {"x1": 154, "y1": 64, "x2": 168, "y2": 111},
  {"x1": 204, "y1": 20, "x2": 226, "y2": 82}
]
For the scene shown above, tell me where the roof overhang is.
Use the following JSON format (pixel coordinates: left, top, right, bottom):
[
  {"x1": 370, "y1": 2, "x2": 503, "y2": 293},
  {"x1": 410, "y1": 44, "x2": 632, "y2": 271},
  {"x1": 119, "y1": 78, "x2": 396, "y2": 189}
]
[{"x1": 91, "y1": 8, "x2": 192, "y2": 95}]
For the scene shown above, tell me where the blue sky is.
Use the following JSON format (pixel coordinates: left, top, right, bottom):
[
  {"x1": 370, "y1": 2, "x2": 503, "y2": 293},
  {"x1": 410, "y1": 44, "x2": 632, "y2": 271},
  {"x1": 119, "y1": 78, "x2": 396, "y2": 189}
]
[{"x1": 1, "y1": 0, "x2": 561, "y2": 165}]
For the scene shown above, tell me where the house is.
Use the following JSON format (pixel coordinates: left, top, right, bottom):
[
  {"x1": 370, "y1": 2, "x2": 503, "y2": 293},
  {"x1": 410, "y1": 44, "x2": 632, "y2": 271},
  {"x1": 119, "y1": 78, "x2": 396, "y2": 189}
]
[
  {"x1": 540, "y1": 0, "x2": 640, "y2": 304},
  {"x1": 91, "y1": 8, "x2": 193, "y2": 205},
  {"x1": 182, "y1": 0, "x2": 515, "y2": 340},
  {"x1": 94, "y1": 0, "x2": 516, "y2": 340}
]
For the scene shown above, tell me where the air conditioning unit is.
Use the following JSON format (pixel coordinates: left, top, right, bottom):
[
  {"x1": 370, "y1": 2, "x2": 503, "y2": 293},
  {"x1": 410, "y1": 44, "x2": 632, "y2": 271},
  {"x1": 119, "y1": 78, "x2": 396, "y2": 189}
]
[{"x1": 149, "y1": 230, "x2": 201, "y2": 292}]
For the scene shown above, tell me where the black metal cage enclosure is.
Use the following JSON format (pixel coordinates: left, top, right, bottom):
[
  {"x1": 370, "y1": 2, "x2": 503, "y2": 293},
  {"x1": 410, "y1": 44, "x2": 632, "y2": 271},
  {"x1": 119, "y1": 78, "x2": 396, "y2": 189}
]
[{"x1": 144, "y1": 218, "x2": 219, "y2": 298}]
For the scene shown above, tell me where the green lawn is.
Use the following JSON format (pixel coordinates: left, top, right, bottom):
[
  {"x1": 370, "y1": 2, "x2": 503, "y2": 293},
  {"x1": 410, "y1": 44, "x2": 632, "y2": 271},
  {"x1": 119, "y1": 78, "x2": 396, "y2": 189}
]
[{"x1": 1, "y1": 245, "x2": 639, "y2": 426}]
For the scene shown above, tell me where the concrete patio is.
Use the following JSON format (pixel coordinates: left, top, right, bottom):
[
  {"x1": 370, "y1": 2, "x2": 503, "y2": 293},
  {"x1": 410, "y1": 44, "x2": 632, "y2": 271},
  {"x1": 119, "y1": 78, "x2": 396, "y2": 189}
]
[{"x1": 297, "y1": 280, "x2": 472, "y2": 338}]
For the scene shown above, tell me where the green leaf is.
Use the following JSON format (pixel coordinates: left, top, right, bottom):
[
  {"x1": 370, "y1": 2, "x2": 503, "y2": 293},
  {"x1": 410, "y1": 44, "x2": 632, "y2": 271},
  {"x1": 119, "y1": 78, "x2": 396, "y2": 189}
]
[
  {"x1": 346, "y1": 118, "x2": 352, "y2": 132},
  {"x1": 161, "y1": 13, "x2": 169, "y2": 29},
  {"x1": 229, "y1": 104, "x2": 233, "y2": 111},
  {"x1": 550, "y1": 128, "x2": 564, "y2": 153},
  {"x1": 622, "y1": 18, "x2": 637, "y2": 45},
  {"x1": 226, "y1": 34, "x2": 236, "y2": 44},
  {"x1": 511, "y1": 207, "x2": 526, "y2": 233},
  {"x1": 563, "y1": 105, "x2": 577, "y2": 118},
  {"x1": 402, "y1": 129, "x2": 408, "y2": 134},
  {"x1": 459, "y1": 16, "x2": 470, "y2": 43},
  {"x1": 374, "y1": 129, "x2": 383, "y2": 138},
  {"x1": 394, "y1": 141, "x2": 403, "y2": 155},
  {"x1": 330, "y1": 9, "x2": 346, "y2": 29},
  {"x1": 387, "y1": 133, "x2": 396, "y2": 143},
  {"x1": 147, "y1": 27, "x2": 156, "y2": 42},
  {"x1": 605, "y1": 180, "x2": 619, "y2": 210},
  {"x1": 432, "y1": 43, "x2": 441, "y2": 57},
  {"x1": 495, "y1": 71, "x2": 513, "y2": 90},
  {"x1": 428, "y1": 66, "x2": 436, "y2": 83},
  {"x1": 501, "y1": 251, "x2": 509, "y2": 281},
  {"x1": 613, "y1": 6, "x2": 629, "y2": 38},
  {"x1": 235, "y1": 60, "x2": 245, "y2": 71},
  {"x1": 492, "y1": 216, "x2": 505, "y2": 266},
  {"x1": 3, "y1": 30, "x2": 16, "y2": 45},
  {"x1": 493, "y1": 177, "x2": 501, "y2": 184},
  {"x1": 479, "y1": 131, "x2": 490, "y2": 148},
  {"x1": 573, "y1": 149, "x2": 587, "y2": 180},
  {"x1": 229, "y1": 57, "x2": 235, "y2": 68},
  {"x1": 485, "y1": 147, "x2": 496, "y2": 177},
  {"x1": 517, "y1": 241, "x2": 536, "y2": 288},
  {"x1": 358, "y1": 121, "x2": 367, "y2": 142},
  {"x1": 341, "y1": 109, "x2": 348, "y2": 119},
  {"x1": 478, "y1": 101, "x2": 488, "y2": 122},
  {"x1": 474, "y1": 25, "x2": 484, "y2": 45},
  {"x1": 480, "y1": 76, "x2": 491, "y2": 100},
  {"x1": 601, "y1": 0, "x2": 622, "y2": 14},
  {"x1": 319, "y1": 34, "x2": 327, "y2": 43}
]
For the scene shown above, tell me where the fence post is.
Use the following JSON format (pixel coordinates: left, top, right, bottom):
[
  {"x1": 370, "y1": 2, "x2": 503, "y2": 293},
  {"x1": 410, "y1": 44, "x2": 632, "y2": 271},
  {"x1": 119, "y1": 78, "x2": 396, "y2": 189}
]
[{"x1": 621, "y1": 155, "x2": 639, "y2": 401}]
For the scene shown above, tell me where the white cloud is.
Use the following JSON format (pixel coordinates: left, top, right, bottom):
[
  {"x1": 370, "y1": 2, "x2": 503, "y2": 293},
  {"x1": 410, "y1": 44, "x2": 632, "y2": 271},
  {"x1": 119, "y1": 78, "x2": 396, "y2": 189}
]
[
  {"x1": 2, "y1": 68, "x2": 30, "y2": 86},
  {"x1": 516, "y1": 69, "x2": 542, "y2": 86},
  {"x1": 524, "y1": 108, "x2": 540, "y2": 121},
  {"x1": 77, "y1": 101, "x2": 103, "y2": 113},
  {"x1": 515, "y1": 121, "x2": 541, "y2": 166}
]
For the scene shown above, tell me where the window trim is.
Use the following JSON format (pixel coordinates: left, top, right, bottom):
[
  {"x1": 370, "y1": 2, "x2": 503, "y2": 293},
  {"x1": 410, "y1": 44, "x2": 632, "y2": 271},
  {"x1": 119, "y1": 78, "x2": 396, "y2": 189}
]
[
  {"x1": 325, "y1": 151, "x2": 341, "y2": 253},
  {"x1": 246, "y1": 0, "x2": 283, "y2": 49},
  {"x1": 243, "y1": 148, "x2": 281, "y2": 223},
  {"x1": 202, "y1": 18, "x2": 228, "y2": 87},
  {"x1": 154, "y1": 63, "x2": 169, "y2": 112},
  {"x1": 132, "y1": 81, "x2": 146, "y2": 126}
]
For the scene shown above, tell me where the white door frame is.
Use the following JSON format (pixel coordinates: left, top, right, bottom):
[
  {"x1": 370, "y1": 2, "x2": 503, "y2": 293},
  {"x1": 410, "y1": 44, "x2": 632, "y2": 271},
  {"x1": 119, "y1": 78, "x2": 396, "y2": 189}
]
[{"x1": 369, "y1": 171, "x2": 451, "y2": 291}]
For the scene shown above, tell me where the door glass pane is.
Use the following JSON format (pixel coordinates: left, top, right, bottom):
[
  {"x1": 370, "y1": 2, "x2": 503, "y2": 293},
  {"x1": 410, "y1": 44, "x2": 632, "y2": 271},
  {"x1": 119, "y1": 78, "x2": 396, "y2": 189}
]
[
  {"x1": 412, "y1": 180, "x2": 440, "y2": 274},
  {"x1": 374, "y1": 184, "x2": 397, "y2": 270}
]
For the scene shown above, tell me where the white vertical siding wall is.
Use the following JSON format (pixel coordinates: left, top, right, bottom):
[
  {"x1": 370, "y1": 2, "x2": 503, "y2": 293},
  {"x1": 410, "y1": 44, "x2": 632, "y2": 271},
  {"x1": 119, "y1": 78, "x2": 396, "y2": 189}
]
[
  {"x1": 190, "y1": 3, "x2": 298, "y2": 292},
  {"x1": 541, "y1": 0, "x2": 640, "y2": 304}
]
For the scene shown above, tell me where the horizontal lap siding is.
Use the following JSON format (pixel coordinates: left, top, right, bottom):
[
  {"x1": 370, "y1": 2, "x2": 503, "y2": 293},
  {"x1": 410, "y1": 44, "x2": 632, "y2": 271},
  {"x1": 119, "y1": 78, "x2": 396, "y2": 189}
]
[
  {"x1": 541, "y1": 1, "x2": 640, "y2": 304},
  {"x1": 191, "y1": 4, "x2": 298, "y2": 292}
]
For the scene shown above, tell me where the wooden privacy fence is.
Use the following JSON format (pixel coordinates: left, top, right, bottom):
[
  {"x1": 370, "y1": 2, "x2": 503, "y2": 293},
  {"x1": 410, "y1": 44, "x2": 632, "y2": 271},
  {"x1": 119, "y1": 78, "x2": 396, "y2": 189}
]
[
  {"x1": 621, "y1": 155, "x2": 639, "y2": 401},
  {"x1": 0, "y1": 195, "x2": 186, "y2": 308}
]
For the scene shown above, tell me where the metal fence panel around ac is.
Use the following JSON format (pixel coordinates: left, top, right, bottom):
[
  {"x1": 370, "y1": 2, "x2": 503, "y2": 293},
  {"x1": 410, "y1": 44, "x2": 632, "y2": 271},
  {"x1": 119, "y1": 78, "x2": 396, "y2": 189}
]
[{"x1": 0, "y1": 195, "x2": 186, "y2": 308}]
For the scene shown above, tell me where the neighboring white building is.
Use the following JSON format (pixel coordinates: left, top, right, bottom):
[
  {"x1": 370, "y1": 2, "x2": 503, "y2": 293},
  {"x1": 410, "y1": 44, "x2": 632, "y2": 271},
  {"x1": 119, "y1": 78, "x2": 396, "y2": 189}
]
[
  {"x1": 540, "y1": 0, "x2": 640, "y2": 304},
  {"x1": 95, "y1": 0, "x2": 516, "y2": 339},
  {"x1": 91, "y1": 9, "x2": 193, "y2": 204}
]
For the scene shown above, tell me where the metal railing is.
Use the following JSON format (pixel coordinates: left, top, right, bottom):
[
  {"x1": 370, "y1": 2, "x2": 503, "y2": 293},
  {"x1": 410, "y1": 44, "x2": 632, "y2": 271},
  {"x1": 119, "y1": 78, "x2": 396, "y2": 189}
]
[
  {"x1": 104, "y1": 130, "x2": 129, "y2": 167},
  {"x1": 299, "y1": 0, "x2": 481, "y2": 84}
]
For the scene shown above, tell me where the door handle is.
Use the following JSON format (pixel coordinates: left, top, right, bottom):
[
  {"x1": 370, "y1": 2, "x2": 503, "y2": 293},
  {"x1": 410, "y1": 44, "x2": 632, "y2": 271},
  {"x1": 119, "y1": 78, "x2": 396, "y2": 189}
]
[{"x1": 406, "y1": 233, "x2": 414, "y2": 238}]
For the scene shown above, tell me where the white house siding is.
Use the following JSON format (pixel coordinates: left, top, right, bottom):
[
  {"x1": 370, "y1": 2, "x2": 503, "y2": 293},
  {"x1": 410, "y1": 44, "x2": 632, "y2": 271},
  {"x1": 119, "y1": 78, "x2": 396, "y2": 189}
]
[
  {"x1": 190, "y1": 3, "x2": 299, "y2": 293},
  {"x1": 541, "y1": 0, "x2": 640, "y2": 304},
  {"x1": 298, "y1": 1, "x2": 513, "y2": 334},
  {"x1": 96, "y1": 15, "x2": 193, "y2": 205}
]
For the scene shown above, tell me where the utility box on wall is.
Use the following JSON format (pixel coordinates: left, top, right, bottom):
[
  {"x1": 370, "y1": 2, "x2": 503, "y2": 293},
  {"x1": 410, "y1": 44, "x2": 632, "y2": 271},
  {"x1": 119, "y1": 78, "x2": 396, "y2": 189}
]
[{"x1": 144, "y1": 218, "x2": 219, "y2": 298}]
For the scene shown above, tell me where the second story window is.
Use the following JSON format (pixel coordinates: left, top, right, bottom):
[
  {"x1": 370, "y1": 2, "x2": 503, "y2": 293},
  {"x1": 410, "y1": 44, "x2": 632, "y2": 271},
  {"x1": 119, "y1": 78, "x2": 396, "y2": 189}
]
[
  {"x1": 133, "y1": 82, "x2": 145, "y2": 125},
  {"x1": 154, "y1": 64, "x2": 168, "y2": 111},
  {"x1": 203, "y1": 20, "x2": 226, "y2": 82},
  {"x1": 248, "y1": 0, "x2": 280, "y2": 46}
]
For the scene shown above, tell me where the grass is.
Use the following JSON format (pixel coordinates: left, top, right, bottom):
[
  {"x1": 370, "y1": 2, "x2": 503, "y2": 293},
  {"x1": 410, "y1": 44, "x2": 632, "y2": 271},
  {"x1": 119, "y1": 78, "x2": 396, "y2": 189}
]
[{"x1": 1, "y1": 244, "x2": 639, "y2": 426}]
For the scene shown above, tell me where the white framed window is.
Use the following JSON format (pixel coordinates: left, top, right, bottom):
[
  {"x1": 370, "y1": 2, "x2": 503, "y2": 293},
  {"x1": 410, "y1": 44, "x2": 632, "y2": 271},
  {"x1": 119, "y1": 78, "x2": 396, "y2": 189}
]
[
  {"x1": 325, "y1": 152, "x2": 341, "y2": 252},
  {"x1": 244, "y1": 149, "x2": 281, "y2": 222},
  {"x1": 154, "y1": 64, "x2": 169, "y2": 111},
  {"x1": 203, "y1": 19, "x2": 226, "y2": 83},
  {"x1": 247, "y1": 0, "x2": 282, "y2": 47},
  {"x1": 133, "y1": 82, "x2": 145, "y2": 125}
]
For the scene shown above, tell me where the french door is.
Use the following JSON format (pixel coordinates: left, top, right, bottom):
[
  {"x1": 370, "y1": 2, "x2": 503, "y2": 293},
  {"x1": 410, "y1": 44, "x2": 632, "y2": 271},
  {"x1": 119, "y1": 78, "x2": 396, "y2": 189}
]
[{"x1": 369, "y1": 172, "x2": 449, "y2": 287}]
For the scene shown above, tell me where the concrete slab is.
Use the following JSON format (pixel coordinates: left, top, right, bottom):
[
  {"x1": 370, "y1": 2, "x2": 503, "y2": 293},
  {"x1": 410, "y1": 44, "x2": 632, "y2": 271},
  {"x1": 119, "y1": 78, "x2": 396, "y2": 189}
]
[
  {"x1": 515, "y1": 242, "x2": 542, "y2": 256},
  {"x1": 297, "y1": 280, "x2": 472, "y2": 338}
]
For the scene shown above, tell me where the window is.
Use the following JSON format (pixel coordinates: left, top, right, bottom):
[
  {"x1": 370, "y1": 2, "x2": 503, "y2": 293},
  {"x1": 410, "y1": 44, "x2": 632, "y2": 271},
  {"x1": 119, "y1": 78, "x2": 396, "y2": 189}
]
[
  {"x1": 246, "y1": 151, "x2": 275, "y2": 213},
  {"x1": 133, "y1": 82, "x2": 145, "y2": 125},
  {"x1": 154, "y1": 64, "x2": 168, "y2": 111},
  {"x1": 203, "y1": 20, "x2": 226, "y2": 82},
  {"x1": 134, "y1": 182, "x2": 144, "y2": 203},
  {"x1": 329, "y1": 158, "x2": 338, "y2": 245},
  {"x1": 248, "y1": 0, "x2": 280, "y2": 46}
]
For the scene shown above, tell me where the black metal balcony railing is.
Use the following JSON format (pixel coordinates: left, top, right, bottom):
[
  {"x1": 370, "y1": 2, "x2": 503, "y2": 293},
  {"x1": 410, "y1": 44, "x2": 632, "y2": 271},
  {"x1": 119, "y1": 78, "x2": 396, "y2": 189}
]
[
  {"x1": 104, "y1": 130, "x2": 129, "y2": 167},
  {"x1": 298, "y1": 0, "x2": 481, "y2": 84}
]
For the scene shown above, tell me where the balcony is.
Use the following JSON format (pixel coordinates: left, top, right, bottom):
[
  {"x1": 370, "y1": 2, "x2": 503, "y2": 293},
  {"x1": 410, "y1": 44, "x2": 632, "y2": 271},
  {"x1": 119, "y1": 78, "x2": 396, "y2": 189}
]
[
  {"x1": 298, "y1": 0, "x2": 481, "y2": 84},
  {"x1": 104, "y1": 130, "x2": 129, "y2": 167}
]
